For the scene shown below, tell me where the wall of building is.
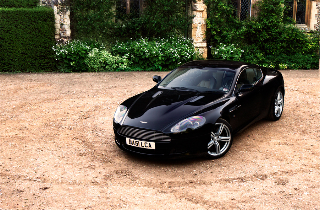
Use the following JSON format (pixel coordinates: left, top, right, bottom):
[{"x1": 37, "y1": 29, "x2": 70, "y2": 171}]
[
  {"x1": 192, "y1": 0, "x2": 207, "y2": 58},
  {"x1": 43, "y1": 0, "x2": 319, "y2": 62},
  {"x1": 316, "y1": 1, "x2": 320, "y2": 30},
  {"x1": 40, "y1": 0, "x2": 71, "y2": 43}
]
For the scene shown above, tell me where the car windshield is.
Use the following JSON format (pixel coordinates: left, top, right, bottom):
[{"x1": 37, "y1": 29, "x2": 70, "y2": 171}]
[{"x1": 158, "y1": 67, "x2": 236, "y2": 93}]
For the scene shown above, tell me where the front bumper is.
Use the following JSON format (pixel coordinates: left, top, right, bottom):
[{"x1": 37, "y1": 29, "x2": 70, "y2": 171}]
[{"x1": 113, "y1": 125, "x2": 209, "y2": 157}]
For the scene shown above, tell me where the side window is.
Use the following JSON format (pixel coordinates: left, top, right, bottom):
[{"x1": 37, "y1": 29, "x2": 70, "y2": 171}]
[
  {"x1": 236, "y1": 68, "x2": 262, "y2": 89},
  {"x1": 237, "y1": 70, "x2": 250, "y2": 89},
  {"x1": 246, "y1": 68, "x2": 262, "y2": 84},
  {"x1": 254, "y1": 68, "x2": 262, "y2": 82}
]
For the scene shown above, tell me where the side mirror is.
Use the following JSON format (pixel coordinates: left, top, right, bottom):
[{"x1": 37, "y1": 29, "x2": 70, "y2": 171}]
[
  {"x1": 238, "y1": 84, "x2": 254, "y2": 93},
  {"x1": 153, "y1": 75, "x2": 161, "y2": 83}
]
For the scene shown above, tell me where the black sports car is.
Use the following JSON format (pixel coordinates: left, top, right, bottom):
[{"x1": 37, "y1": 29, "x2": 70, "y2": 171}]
[{"x1": 113, "y1": 60, "x2": 285, "y2": 158}]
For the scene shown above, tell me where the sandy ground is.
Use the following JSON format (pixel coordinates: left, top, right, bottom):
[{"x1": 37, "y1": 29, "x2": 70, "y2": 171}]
[{"x1": 0, "y1": 69, "x2": 319, "y2": 209}]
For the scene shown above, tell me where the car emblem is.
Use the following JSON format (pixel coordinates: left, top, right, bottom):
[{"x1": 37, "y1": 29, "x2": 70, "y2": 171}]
[{"x1": 140, "y1": 121, "x2": 148, "y2": 124}]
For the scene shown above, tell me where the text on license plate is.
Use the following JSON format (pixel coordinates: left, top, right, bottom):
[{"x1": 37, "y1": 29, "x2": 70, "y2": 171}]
[{"x1": 126, "y1": 138, "x2": 155, "y2": 150}]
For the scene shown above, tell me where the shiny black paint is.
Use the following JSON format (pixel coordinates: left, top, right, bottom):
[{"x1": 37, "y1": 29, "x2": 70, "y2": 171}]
[
  {"x1": 113, "y1": 60, "x2": 284, "y2": 157},
  {"x1": 123, "y1": 88, "x2": 225, "y2": 131}
]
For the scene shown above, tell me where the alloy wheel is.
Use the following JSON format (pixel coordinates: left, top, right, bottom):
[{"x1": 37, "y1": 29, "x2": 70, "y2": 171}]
[
  {"x1": 274, "y1": 91, "x2": 284, "y2": 118},
  {"x1": 207, "y1": 122, "x2": 232, "y2": 157}
]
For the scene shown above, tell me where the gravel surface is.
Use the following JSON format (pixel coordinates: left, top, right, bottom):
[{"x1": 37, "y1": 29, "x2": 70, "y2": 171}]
[{"x1": 0, "y1": 70, "x2": 319, "y2": 209}]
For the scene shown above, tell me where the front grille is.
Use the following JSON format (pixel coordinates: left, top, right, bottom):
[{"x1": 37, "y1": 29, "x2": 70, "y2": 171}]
[{"x1": 118, "y1": 126, "x2": 171, "y2": 142}]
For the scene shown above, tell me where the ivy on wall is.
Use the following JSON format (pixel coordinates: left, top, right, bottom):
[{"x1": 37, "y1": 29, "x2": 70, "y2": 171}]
[
  {"x1": 205, "y1": 0, "x2": 319, "y2": 69},
  {"x1": 71, "y1": 0, "x2": 194, "y2": 42}
]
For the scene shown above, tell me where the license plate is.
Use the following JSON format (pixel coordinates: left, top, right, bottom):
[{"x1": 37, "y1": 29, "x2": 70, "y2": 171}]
[{"x1": 126, "y1": 138, "x2": 155, "y2": 150}]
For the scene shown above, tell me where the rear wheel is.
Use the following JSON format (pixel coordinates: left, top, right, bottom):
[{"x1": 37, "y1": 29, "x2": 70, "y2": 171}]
[
  {"x1": 206, "y1": 119, "x2": 233, "y2": 159},
  {"x1": 267, "y1": 88, "x2": 284, "y2": 121}
]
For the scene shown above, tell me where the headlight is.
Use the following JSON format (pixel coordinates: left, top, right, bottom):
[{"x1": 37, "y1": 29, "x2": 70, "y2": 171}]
[
  {"x1": 171, "y1": 116, "x2": 206, "y2": 133},
  {"x1": 114, "y1": 105, "x2": 127, "y2": 124}
]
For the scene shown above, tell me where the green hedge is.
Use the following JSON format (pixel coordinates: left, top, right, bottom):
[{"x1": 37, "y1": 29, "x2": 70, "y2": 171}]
[
  {"x1": 0, "y1": 7, "x2": 55, "y2": 72},
  {"x1": 0, "y1": 0, "x2": 38, "y2": 8},
  {"x1": 53, "y1": 38, "x2": 200, "y2": 72}
]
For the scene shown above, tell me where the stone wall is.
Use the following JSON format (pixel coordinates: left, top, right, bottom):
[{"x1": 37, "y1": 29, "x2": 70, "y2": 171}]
[
  {"x1": 43, "y1": 0, "x2": 319, "y2": 63},
  {"x1": 317, "y1": 1, "x2": 320, "y2": 31},
  {"x1": 192, "y1": 0, "x2": 207, "y2": 58},
  {"x1": 40, "y1": 0, "x2": 71, "y2": 43}
]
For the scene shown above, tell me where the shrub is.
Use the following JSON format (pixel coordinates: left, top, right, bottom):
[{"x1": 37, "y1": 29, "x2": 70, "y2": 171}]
[
  {"x1": 84, "y1": 48, "x2": 130, "y2": 72},
  {"x1": 205, "y1": 0, "x2": 242, "y2": 48},
  {"x1": 111, "y1": 37, "x2": 199, "y2": 71},
  {"x1": 71, "y1": 0, "x2": 193, "y2": 41},
  {"x1": 239, "y1": 0, "x2": 319, "y2": 69},
  {"x1": 0, "y1": 7, "x2": 55, "y2": 72},
  {"x1": 114, "y1": 0, "x2": 192, "y2": 40},
  {"x1": 242, "y1": 1, "x2": 318, "y2": 56},
  {"x1": 71, "y1": 0, "x2": 116, "y2": 42},
  {"x1": 54, "y1": 38, "x2": 199, "y2": 72},
  {"x1": 0, "y1": 0, "x2": 38, "y2": 8},
  {"x1": 206, "y1": 0, "x2": 319, "y2": 69},
  {"x1": 53, "y1": 40, "x2": 104, "y2": 72},
  {"x1": 212, "y1": 43, "x2": 244, "y2": 61},
  {"x1": 240, "y1": 45, "x2": 319, "y2": 69},
  {"x1": 53, "y1": 40, "x2": 130, "y2": 72}
]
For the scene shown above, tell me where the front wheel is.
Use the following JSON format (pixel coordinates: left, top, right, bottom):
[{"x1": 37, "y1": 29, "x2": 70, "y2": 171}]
[
  {"x1": 267, "y1": 88, "x2": 284, "y2": 121},
  {"x1": 206, "y1": 119, "x2": 233, "y2": 159}
]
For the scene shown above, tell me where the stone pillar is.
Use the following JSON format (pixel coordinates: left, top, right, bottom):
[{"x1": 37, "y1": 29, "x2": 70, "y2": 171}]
[
  {"x1": 317, "y1": 2, "x2": 320, "y2": 31},
  {"x1": 192, "y1": 0, "x2": 207, "y2": 59},
  {"x1": 40, "y1": 0, "x2": 71, "y2": 43}
]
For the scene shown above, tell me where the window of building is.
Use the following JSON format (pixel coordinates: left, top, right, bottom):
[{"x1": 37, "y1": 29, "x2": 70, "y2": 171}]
[
  {"x1": 116, "y1": 0, "x2": 144, "y2": 20},
  {"x1": 285, "y1": 0, "x2": 305, "y2": 24},
  {"x1": 284, "y1": 0, "x2": 311, "y2": 25},
  {"x1": 231, "y1": 0, "x2": 252, "y2": 21},
  {"x1": 240, "y1": 0, "x2": 251, "y2": 21}
]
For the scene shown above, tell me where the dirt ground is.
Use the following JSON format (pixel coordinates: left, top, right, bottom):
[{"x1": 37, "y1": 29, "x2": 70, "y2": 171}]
[{"x1": 0, "y1": 69, "x2": 319, "y2": 209}]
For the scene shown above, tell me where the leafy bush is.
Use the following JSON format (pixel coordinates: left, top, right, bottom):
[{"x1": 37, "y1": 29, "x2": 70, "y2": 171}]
[
  {"x1": 205, "y1": 0, "x2": 242, "y2": 48},
  {"x1": 71, "y1": 0, "x2": 193, "y2": 41},
  {"x1": 114, "y1": 0, "x2": 192, "y2": 40},
  {"x1": 242, "y1": 0, "x2": 318, "y2": 56},
  {"x1": 205, "y1": 0, "x2": 319, "y2": 69},
  {"x1": 85, "y1": 48, "x2": 130, "y2": 72},
  {"x1": 111, "y1": 37, "x2": 199, "y2": 71},
  {"x1": 53, "y1": 40, "x2": 130, "y2": 72},
  {"x1": 53, "y1": 40, "x2": 102, "y2": 72},
  {"x1": 71, "y1": 0, "x2": 116, "y2": 42},
  {"x1": 0, "y1": 7, "x2": 55, "y2": 72},
  {"x1": 0, "y1": 0, "x2": 38, "y2": 8},
  {"x1": 239, "y1": 0, "x2": 319, "y2": 69},
  {"x1": 241, "y1": 45, "x2": 318, "y2": 69},
  {"x1": 212, "y1": 43, "x2": 244, "y2": 61},
  {"x1": 54, "y1": 38, "x2": 199, "y2": 72}
]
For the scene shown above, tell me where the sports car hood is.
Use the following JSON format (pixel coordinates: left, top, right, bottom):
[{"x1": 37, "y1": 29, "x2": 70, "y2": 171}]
[{"x1": 122, "y1": 88, "x2": 226, "y2": 131}]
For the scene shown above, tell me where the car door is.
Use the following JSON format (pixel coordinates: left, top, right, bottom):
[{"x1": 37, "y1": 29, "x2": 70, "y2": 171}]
[{"x1": 229, "y1": 67, "x2": 263, "y2": 130}]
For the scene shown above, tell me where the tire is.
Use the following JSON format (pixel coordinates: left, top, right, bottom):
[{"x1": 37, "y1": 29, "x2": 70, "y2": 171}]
[
  {"x1": 267, "y1": 88, "x2": 284, "y2": 121},
  {"x1": 206, "y1": 119, "x2": 233, "y2": 159}
]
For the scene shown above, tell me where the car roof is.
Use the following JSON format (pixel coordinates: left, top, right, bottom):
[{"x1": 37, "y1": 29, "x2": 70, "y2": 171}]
[{"x1": 180, "y1": 60, "x2": 251, "y2": 71}]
